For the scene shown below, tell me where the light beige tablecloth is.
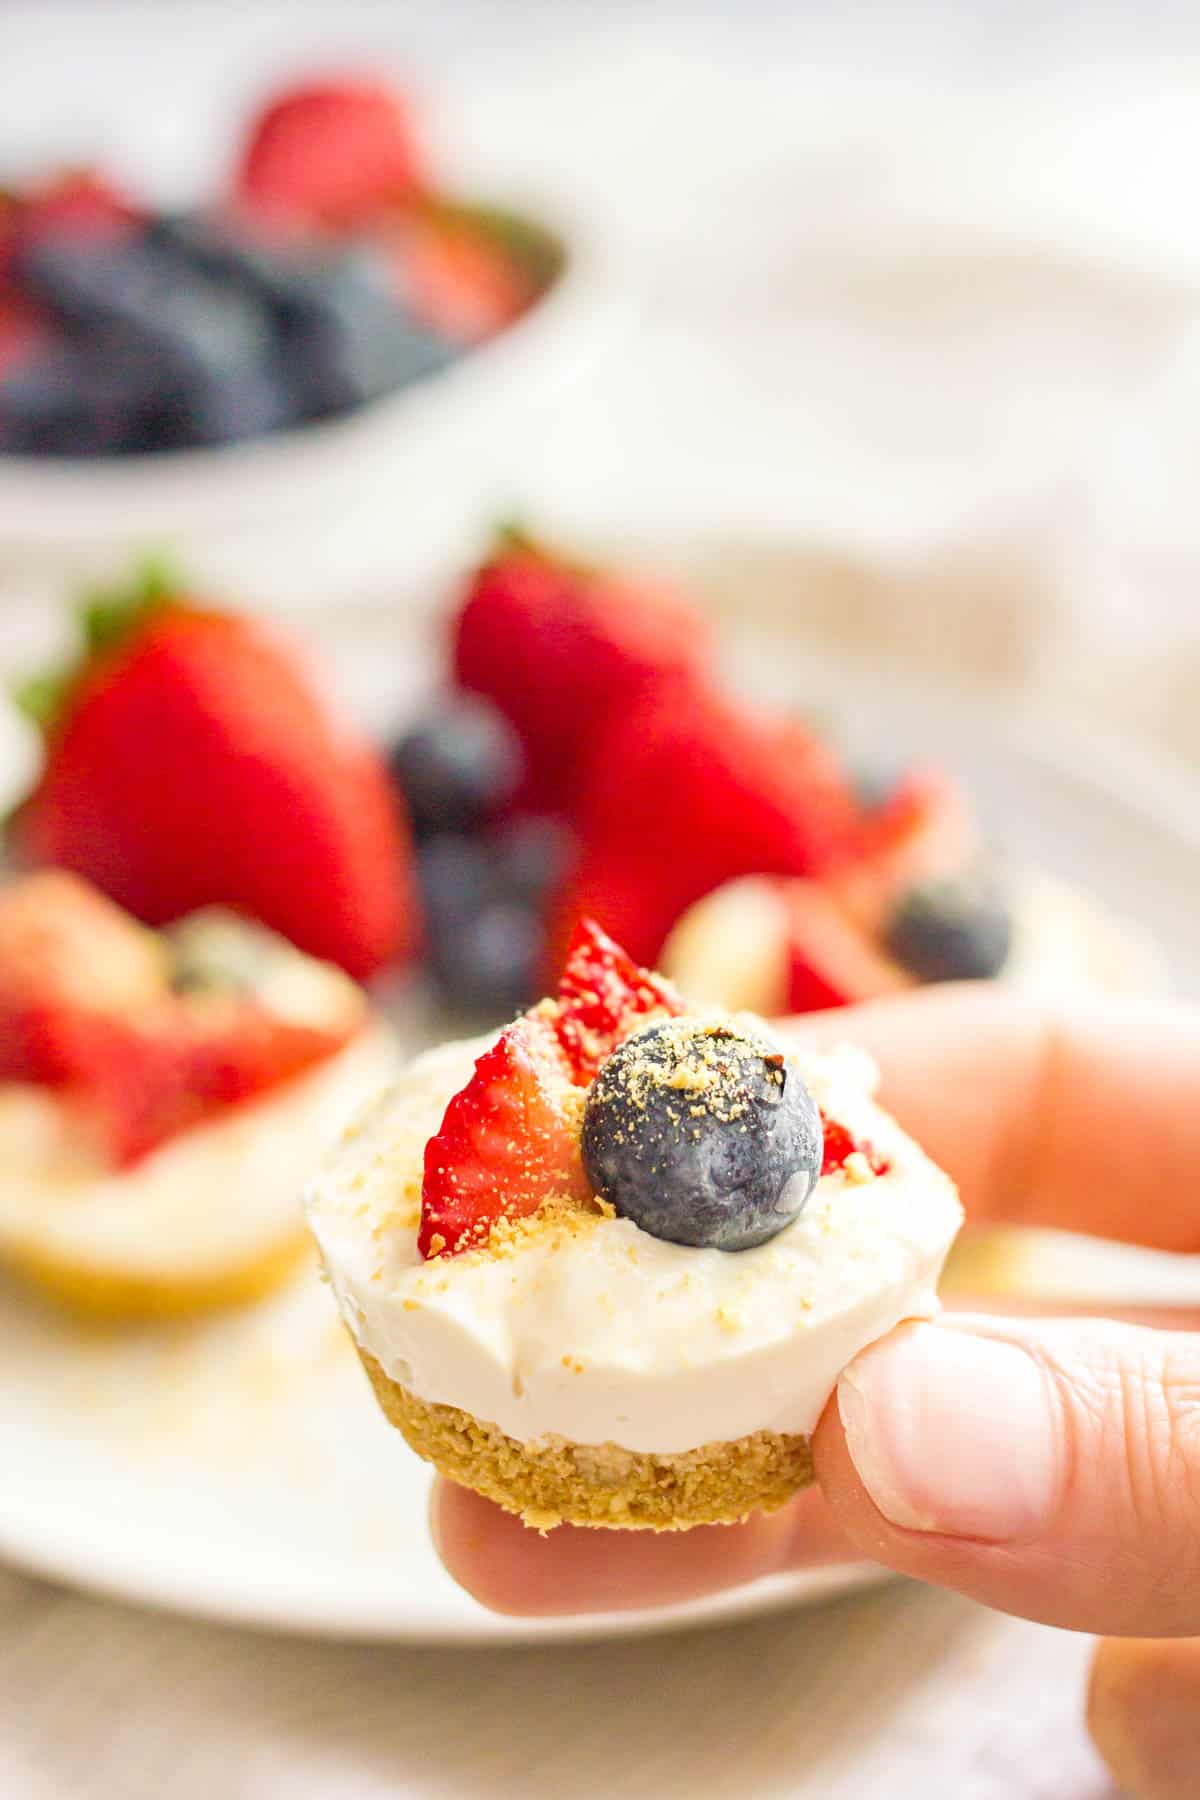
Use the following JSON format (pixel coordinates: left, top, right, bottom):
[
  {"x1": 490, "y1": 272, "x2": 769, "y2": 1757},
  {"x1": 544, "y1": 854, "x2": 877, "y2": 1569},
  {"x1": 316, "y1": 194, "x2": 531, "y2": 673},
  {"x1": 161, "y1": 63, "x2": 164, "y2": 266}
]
[{"x1": 0, "y1": 1566, "x2": 1117, "y2": 1799}]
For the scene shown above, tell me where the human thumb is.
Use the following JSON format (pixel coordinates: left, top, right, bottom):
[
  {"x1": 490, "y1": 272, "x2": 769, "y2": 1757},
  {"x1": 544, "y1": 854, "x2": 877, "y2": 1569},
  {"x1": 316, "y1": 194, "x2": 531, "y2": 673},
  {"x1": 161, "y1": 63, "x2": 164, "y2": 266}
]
[{"x1": 813, "y1": 1313, "x2": 1200, "y2": 1635}]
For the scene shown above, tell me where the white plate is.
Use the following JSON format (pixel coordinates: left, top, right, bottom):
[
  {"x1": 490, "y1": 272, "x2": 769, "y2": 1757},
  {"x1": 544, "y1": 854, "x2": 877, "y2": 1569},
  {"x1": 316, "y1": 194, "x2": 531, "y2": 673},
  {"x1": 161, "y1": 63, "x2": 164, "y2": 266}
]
[{"x1": 0, "y1": 633, "x2": 1196, "y2": 1645}]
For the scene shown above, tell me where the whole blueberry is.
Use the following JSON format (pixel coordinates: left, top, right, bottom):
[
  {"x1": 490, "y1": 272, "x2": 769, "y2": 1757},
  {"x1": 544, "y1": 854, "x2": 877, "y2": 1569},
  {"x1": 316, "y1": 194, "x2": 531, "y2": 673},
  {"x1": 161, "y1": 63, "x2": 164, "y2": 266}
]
[
  {"x1": 0, "y1": 340, "x2": 155, "y2": 456},
  {"x1": 417, "y1": 834, "x2": 499, "y2": 970},
  {"x1": 581, "y1": 1020, "x2": 823, "y2": 1252},
  {"x1": 885, "y1": 866, "x2": 1013, "y2": 982},
  {"x1": 436, "y1": 899, "x2": 543, "y2": 1018},
  {"x1": 271, "y1": 244, "x2": 457, "y2": 416},
  {"x1": 148, "y1": 217, "x2": 458, "y2": 416},
  {"x1": 391, "y1": 696, "x2": 524, "y2": 837},
  {"x1": 491, "y1": 815, "x2": 576, "y2": 907},
  {"x1": 162, "y1": 355, "x2": 296, "y2": 448}
]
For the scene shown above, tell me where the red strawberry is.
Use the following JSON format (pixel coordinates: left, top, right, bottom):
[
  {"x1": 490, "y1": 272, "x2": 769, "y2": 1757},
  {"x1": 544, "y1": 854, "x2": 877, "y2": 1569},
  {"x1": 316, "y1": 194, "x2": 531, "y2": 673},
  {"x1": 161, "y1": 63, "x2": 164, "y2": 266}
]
[
  {"x1": 550, "y1": 687, "x2": 863, "y2": 965},
  {"x1": 819, "y1": 1114, "x2": 890, "y2": 1178},
  {"x1": 81, "y1": 1002, "x2": 353, "y2": 1166},
  {"x1": 544, "y1": 848, "x2": 686, "y2": 975},
  {"x1": 554, "y1": 917, "x2": 683, "y2": 1083},
  {"x1": 580, "y1": 687, "x2": 860, "y2": 878},
  {"x1": 832, "y1": 768, "x2": 976, "y2": 934},
  {"x1": 659, "y1": 874, "x2": 911, "y2": 1017},
  {"x1": 16, "y1": 568, "x2": 417, "y2": 980},
  {"x1": 453, "y1": 533, "x2": 712, "y2": 815},
  {"x1": 14, "y1": 168, "x2": 140, "y2": 253},
  {"x1": 0, "y1": 872, "x2": 168, "y2": 1085},
  {"x1": 394, "y1": 207, "x2": 534, "y2": 343},
  {"x1": 419, "y1": 1011, "x2": 587, "y2": 1258},
  {"x1": 0, "y1": 293, "x2": 47, "y2": 378},
  {"x1": 236, "y1": 78, "x2": 424, "y2": 230},
  {"x1": 782, "y1": 881, "x2": 912, "y2": 1014}
]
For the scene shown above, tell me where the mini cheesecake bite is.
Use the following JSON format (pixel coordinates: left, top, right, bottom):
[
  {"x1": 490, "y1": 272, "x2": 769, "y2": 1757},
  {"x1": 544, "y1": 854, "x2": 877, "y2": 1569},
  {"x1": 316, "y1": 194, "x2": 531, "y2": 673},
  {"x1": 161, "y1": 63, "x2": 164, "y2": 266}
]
[
  {"x1": 0, "y1": 872, "x2": 396, "y2": 1319},
  {"x1": 309, "y1": 920, "x2": 962, "y2": 1530}
]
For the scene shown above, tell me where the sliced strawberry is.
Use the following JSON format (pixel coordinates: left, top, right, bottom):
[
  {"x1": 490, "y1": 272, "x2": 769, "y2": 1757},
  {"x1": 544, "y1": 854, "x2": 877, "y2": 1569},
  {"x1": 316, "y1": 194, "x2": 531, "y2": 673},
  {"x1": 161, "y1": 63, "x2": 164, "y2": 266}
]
[
  {"x1": 453, "y1": 533, "x2": 712, "y2": 816},
  {"x1": 660, "y1": 875, "x2": 910, "y2": 1018},
  {"x1": 782, "y1": 881, "x2": 912, "y2": 1014},
  {"x1": 419, "y1": 1012, "x2": 587, "y2": 1258},
  {"x1": 81, "y1": 1003, "x2": 353, "y2": 1166},
  {"x1": 554, "y1": 917, "x2": 683, "y2": 1083},
  {"x1": 0, "y1": 871, "x2": 360, "y2": 1165},
  {"x1": 236, "y1": 78, "x2": 424, "y2": 230},
  {"x1": 833, "y1": 768, "x2": 977, "y2": 934},
  {"x1": 0, "y1": 871, "x2": 166, "y2": 1013},
  {"x1": 820, "y1": 1113, "x2": 890, "y2": 1178}
]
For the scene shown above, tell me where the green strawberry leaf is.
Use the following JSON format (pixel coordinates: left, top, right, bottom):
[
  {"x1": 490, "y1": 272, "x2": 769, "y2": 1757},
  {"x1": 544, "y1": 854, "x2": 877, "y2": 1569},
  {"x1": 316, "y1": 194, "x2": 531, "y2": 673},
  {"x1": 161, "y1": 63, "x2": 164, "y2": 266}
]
[
  {"x1": 491, "y1": 518, "x2": 539, "y2": 556},
  {"x1": 12, "y1": 668, "x2": 74, "y2": 733},
  {"x1": 12, "y1": 552, "x2": 187, "y2": 739},
  {"x1": 80, "y1": 551, "x2": 181, "y2": 656}
]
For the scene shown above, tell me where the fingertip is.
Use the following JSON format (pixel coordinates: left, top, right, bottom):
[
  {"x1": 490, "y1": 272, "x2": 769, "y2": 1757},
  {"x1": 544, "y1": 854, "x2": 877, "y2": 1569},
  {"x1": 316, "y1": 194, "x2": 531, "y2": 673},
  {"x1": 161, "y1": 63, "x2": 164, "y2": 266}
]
[
  {"x1": 429, "y1": 1478, "x2": 841, "y2": 1618},
  {"x1": 430, "y1": 1480, "x2": 554, "y2": 1615}
]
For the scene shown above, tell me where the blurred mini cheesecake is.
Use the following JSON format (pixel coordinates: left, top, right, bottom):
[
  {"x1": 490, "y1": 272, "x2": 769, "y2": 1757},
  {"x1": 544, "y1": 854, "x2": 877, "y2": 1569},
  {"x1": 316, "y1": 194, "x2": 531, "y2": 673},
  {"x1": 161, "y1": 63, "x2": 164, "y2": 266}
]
[
  {"x1": 660, "y1": 868, "x2": 1161, "y2": 1016},
  {"x1": 308, "y1": 921, "x2": 961, "y2": 1530},
  {"x1": 0, "y1": 873, "x2": 395, "y2": 1320},
  {"x1": 659, "y1": 771, "x2": 1161, "y2": 1017}
]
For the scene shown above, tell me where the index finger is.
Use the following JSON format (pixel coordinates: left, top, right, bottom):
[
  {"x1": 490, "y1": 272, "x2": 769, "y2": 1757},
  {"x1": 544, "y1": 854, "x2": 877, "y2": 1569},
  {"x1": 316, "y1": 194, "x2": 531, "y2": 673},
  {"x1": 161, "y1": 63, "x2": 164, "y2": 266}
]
[{"x1": 783, "y1": 984, "x2": 1200, "y2": 1251}]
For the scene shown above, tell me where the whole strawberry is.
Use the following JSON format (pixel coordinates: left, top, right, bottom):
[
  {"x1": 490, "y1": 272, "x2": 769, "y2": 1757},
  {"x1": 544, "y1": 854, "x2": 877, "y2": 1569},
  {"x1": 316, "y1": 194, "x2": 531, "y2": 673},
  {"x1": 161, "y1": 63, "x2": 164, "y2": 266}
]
[
  {"x1": 452, "y1": 529, "x2": 713, "y2": 815},
  {"x1": 236, "y1": 77, "x2": 425, "y2": 230},
  {"x1": 15, "y1": 564, "x2": 417, "y2": 980},
  {"x1": 547, "y1": 684, "x2": 864, "y2": 965}
]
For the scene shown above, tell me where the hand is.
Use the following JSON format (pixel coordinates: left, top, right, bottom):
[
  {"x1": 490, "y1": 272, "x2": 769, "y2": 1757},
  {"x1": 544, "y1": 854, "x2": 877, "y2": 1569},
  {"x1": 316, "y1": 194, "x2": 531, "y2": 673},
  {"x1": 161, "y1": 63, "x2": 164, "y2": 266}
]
[{"x1": 430, "y1": 984, "x2": 1200, "y2": 1800}]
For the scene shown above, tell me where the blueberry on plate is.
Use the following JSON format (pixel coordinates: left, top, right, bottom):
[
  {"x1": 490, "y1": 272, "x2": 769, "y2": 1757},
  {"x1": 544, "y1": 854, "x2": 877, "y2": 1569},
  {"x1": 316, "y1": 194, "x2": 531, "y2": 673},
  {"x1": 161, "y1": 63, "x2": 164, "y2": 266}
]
[
  {"x1": 417, "y1": 834, "x2": 498, "y2": 933},
  {"x1": 392, "y1": 695, "x2": 524, "y2": 837},
  {"x1": 884, "y1": 865, "x2": 1013, "y2": 982},
  {"x1": 417, "y1": 834, "x2": 544, "y2": 1016},
  {"x1": 434, "y1": 899, "x2": 543, "y2": 1017},
  {"x1": 491, "y1": 815, "x2": 576, "y2": 908},
  {"x1": 581, "y1": 1019, "x2": 823, "y2": 1252}
]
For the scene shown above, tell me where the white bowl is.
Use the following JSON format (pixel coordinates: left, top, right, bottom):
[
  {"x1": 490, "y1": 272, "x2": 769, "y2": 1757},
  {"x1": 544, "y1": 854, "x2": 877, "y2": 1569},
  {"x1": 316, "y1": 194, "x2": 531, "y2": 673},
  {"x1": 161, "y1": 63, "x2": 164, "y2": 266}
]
[{"x1": 0, "y1": 208, "x2": 609, "y2": 608}]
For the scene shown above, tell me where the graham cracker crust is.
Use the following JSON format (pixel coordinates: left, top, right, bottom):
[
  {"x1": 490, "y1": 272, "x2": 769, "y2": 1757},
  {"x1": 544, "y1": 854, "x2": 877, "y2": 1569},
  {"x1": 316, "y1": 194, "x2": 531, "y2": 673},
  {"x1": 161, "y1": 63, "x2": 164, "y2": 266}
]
[{"x1": 359, "y1": 1349, "x2": 814, "y2": 1530}]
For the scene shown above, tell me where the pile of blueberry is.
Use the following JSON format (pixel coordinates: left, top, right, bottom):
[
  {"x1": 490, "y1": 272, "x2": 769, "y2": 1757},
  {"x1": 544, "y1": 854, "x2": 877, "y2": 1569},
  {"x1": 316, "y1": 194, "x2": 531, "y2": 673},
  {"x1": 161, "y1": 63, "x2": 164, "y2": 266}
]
[
  {"x1": 0, "y1": 213, "x2": 458, "y2": 457},
  {"x1": 390, "y1": 694, "x2": 575, "y2": 1017}
]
